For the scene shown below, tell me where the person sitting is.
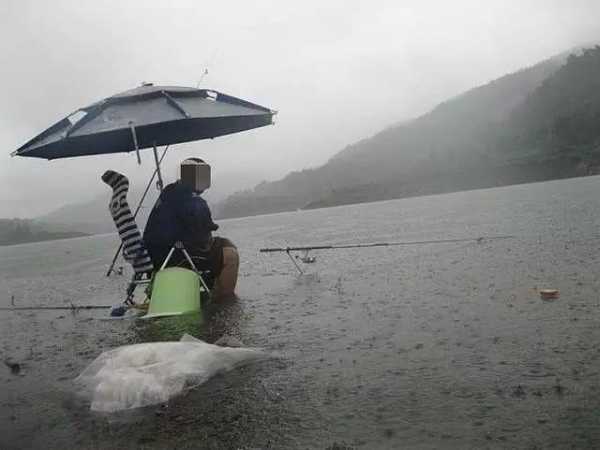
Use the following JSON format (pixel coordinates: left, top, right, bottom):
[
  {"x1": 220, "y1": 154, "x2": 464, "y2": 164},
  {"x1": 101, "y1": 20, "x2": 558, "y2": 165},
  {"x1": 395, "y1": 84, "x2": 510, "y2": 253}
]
[{"x1": 143, "y1": 158, "x2": 239, "y2": 301}]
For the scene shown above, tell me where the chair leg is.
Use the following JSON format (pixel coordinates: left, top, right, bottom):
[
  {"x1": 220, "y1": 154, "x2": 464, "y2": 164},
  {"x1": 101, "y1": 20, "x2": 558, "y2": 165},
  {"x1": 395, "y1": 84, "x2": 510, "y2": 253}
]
[
  {"x1": 158, "y1": 245, "x2": 212, "y2": 294},
  {"x1": 125, "y1": 276, "x2": 137, "y2": 305}
]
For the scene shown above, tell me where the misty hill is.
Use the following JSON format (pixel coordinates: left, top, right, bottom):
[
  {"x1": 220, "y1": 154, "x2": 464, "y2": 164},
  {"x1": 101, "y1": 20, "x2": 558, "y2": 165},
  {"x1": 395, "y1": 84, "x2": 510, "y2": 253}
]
[
  {"x1": 0, "y1": 218, "x2": 88, "y2": 246},
  {"x1": 41, "y1": 195, "x2": 116, "y2": 235},
  {"x1": 38, "y1": 167, "x2": 269, "y2": 233},
  {"x1": 215, "y1": 47, "x2": 600, "y2": 218},
  {"x1": 40, "y1": 189, "x2": 157, "y2": 235}
]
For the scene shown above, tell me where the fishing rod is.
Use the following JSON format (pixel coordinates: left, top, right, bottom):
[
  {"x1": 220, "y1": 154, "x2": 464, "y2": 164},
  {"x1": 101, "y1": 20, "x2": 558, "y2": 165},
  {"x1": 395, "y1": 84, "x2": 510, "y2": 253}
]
[
  {"x1": 259, "y1": 235, "x2": 515, "y2": 273},
  {"x1": 260, "y1": 235, "x2": 515, "y2": 253},
  {"x1": 0, "y1": 305, "x2": 111, "y2": 311},
  {"x1": 195, "y1": 48, "x2": 219, "y2": 88}
]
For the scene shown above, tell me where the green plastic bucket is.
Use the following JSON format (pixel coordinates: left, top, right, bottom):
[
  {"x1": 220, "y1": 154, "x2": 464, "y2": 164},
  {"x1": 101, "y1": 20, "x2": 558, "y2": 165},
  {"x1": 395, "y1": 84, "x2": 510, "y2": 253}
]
[{"x1": 142, "y1": 267, "x2": 203, "y2": 319}]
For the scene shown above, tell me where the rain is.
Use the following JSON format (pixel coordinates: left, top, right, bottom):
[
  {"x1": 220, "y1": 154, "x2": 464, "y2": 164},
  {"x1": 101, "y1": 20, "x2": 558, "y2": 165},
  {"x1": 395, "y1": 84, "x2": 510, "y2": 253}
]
[{"x1": 2, "y1": 2, "x2": 600, "y2": 449}]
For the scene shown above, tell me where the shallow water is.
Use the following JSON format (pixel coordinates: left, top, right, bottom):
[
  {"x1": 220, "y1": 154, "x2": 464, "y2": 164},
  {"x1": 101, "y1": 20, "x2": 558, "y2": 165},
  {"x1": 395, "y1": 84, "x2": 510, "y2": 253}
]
[{"x1": 2, "y1": 176, "x2": 600, "y2": 449}]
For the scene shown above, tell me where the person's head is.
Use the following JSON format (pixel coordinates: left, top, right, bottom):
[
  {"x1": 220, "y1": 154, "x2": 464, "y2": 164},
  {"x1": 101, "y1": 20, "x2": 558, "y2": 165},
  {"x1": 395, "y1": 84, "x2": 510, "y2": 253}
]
[{"x1": 180, "y1": 158, "x2": 211, "y2": 193}]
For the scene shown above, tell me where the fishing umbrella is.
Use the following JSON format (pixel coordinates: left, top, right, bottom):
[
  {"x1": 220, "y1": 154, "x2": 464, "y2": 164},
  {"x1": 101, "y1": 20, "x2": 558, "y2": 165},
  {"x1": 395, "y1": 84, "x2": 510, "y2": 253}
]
[
  {"x1": 12, "y1": 83, "x2": 276, "y2": 276},
  {"x1": 12, "y1": 83, "x2": 276, "y2": 160}
]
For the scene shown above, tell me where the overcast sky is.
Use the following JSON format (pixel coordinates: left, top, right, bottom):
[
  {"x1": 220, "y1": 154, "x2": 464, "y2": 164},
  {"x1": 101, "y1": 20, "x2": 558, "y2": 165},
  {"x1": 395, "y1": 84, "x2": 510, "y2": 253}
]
[{"x1": 1, "y1": 0, "x2": 599, "y2": 217}]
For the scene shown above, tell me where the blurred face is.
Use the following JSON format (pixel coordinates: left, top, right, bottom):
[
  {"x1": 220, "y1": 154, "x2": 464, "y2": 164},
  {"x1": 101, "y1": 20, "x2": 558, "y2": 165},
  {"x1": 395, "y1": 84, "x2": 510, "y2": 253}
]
[{"x1": 180, "y1": 160, "x2": 211, "y2": 192}]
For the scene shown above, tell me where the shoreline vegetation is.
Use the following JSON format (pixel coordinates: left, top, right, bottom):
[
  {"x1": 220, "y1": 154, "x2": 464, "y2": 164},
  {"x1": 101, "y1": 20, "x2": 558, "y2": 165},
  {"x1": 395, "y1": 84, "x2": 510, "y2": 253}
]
[
  {"x1": 0, "y1": 219, "x2": 88, "y2": 246},
  {"x1": 303, "y1": 156, "x2": 600, "y2": 210}
]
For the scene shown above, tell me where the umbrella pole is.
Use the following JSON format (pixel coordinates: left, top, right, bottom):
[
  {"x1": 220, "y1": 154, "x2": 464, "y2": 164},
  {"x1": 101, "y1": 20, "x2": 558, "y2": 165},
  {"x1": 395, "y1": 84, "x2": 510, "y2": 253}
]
[
  {"x1": 105, "y1": 146, "x2": 169, "y2": 277},
  {"x1": 152, "y1": 143, "x2": 164, "y2": 191}
]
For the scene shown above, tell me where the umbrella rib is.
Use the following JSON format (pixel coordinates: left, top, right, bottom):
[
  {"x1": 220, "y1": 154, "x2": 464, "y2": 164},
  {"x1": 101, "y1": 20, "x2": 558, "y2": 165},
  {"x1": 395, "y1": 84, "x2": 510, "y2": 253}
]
[
  {"x1": 64, "y1": 103, "x2": 105, "y2": 138},
  {"x1": 209, "y1": 90, "x2": 274, "y2": 114},
  {"x1": 161, "y1": 91, "x2": 190, "y2": 119}
]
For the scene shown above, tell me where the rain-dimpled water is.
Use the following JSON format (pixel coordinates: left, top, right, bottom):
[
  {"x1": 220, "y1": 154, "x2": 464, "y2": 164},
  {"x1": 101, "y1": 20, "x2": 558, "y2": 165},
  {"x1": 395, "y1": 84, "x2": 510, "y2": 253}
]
[{"x1": 2, "y1": 176, "x2": 600, "y2": 449}]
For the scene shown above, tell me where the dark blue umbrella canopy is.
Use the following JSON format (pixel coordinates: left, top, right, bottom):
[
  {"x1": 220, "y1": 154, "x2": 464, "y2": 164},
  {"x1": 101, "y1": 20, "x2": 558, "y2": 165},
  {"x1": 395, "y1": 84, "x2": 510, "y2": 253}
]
[{"x1": 13, "y1": 84, "x2": 276, "y2": 159}]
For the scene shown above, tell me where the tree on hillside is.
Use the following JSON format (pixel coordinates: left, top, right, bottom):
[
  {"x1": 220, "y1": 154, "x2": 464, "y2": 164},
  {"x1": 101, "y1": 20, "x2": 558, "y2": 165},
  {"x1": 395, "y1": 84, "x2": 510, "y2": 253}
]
[{"x1": 510, "y1": 46, "x2": 600, "y2": 154}]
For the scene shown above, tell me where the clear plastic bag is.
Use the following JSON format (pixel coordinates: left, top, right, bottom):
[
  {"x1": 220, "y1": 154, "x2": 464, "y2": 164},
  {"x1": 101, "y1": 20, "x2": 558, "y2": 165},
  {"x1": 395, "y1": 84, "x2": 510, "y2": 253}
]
[{"x1": 75, "y1": 334, "x2": 266, "y2": 412}]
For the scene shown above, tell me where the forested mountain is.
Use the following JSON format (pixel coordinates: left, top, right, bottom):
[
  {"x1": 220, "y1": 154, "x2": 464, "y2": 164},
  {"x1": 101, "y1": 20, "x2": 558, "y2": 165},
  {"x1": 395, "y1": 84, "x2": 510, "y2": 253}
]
[
  {"x1": 215, "y1": 47, "x2": 600, "y2": 218},
  {"x1": 506, "y1": 48, "x2": 600, "y2": 159}
]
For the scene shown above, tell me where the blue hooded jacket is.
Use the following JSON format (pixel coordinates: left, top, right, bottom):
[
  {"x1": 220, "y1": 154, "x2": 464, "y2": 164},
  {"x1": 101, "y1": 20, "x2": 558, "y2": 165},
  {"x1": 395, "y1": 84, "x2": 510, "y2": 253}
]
[{"x1": 143, "y1": 181, "x2": 218, "y2": 267}]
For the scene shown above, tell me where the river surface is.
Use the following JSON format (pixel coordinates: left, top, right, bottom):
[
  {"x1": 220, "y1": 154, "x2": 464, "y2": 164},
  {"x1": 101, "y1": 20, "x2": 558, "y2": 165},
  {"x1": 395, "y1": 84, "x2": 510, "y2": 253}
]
[{"x1": 2, "y1": 176, "x2": 600, "y2": 449}]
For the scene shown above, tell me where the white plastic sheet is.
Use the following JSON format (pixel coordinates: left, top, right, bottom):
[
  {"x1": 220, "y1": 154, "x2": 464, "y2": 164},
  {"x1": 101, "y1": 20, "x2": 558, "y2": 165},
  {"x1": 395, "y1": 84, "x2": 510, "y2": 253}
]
[{"x1": 75, "y1": 334, "x2": 266, "y2": 412}]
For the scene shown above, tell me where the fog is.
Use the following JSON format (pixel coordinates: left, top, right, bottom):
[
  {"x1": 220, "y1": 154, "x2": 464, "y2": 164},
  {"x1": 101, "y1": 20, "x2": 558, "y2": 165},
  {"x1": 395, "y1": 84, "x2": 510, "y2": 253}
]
[{"x1": 1, "y1": 0, "x2": 599, "y2": 217}]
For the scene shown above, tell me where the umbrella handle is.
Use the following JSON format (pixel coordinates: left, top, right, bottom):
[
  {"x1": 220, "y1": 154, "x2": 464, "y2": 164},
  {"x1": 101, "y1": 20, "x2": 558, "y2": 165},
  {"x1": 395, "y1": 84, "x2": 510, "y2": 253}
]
[{"x1": 129, "y1": 123, "x2": 141, "y2": 164}]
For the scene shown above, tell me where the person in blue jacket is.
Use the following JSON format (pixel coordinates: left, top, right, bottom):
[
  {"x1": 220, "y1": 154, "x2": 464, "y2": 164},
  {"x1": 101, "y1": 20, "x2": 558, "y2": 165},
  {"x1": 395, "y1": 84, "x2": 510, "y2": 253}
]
[{"x1": 144, "y1": 158, "x2": 238, "y2": 300}]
